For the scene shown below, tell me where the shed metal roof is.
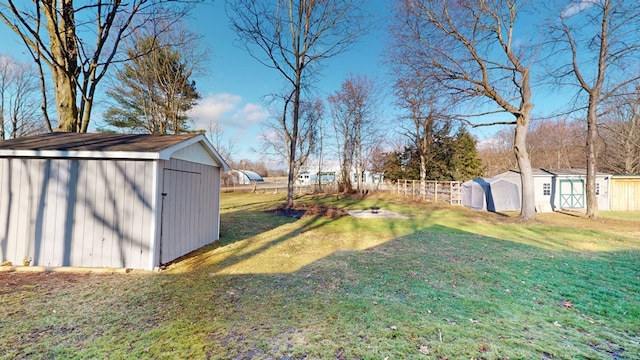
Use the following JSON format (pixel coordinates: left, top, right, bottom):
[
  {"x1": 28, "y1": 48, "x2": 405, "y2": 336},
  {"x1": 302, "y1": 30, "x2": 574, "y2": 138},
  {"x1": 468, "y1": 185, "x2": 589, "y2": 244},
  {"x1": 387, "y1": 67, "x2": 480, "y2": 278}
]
[
  {"x1": 502, "y1": 168, "x2": 611, "y2": 177},
  {"x1": 0, "y1": 132, "x2": 197, "y2": 152},
  {"x1": 0, "y1": 133, "x2": 229, "y2": 170}
]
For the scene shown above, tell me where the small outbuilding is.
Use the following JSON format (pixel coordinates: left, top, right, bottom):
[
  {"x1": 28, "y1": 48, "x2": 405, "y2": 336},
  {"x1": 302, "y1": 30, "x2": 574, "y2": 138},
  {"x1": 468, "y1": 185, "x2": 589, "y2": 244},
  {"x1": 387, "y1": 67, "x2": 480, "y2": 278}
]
[
  {"x1": 609, "y1": 175, "x2": 640, "y2": 211},
  {"x1": 495, "y1": 168, "x2": 611, "y2": 212},
  {"x1": 230, "y1": 169, "x2": 264, "y2": 185},
  {"x1": 0, "y1": 133, "x2": 229, "y2": 270},
  {"x1": 461, "y1": 177, "x2": 521, "y2": 212}
]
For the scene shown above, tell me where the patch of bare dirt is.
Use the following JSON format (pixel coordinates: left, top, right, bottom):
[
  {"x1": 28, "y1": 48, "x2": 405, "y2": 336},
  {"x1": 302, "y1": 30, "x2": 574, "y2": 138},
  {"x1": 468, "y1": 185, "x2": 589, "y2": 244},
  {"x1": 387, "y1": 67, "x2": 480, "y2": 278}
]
[
  {"x1": 0, "y1": 271, "x2": 91, "y2": 294},
  {"x1": 269, "y1": 203, "x2": 348, "y2": 219}
]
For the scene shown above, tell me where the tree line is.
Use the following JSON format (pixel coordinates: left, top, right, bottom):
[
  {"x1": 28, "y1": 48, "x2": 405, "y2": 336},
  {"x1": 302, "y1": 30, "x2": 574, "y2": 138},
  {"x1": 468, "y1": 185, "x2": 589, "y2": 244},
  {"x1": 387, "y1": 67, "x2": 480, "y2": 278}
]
[{"x1": 2, "y1": 0, "x2": 640, "y2": 221}]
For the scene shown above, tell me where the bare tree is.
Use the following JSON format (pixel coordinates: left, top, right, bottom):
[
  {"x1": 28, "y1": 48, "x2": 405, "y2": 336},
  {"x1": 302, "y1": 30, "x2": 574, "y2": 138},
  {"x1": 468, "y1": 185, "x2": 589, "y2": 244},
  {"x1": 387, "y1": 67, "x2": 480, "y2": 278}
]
[
  {"x1": 227, "y1": 0, "x2": 367, "y2": 206},
  {"x1": 392, "y1": 68, "x2": 450, "y2": 197},
  {"x1": 0, "y1": 0, "x2": 196, "y2": 132},
  {"x1": 599, "y1": 85, "x2": 640, "y2": 174},
  {"x1": 328, "y1": 75, "x2": 379, "y2": 194},
  {"x1": 550, "y1": 0, "x2": 640, "y2": 217},
  {"x1": 260, "y1": 96, "x2": 320, "y2": 183},
  {"x1": 0, "y1": 55, "x2": 45, "y2": 140},
  {"x1": 206, "y1": 119, "x2": 235, "y2": 167},
  {"x1": 527, "y1": 118, "x2": 585, "y2": 169},
  {"x1": 477, "y1": 128, "x2": 518, "y2": 177},
  {"x1": 390, "y1": 0, "x2": 538, "y2": 219}
]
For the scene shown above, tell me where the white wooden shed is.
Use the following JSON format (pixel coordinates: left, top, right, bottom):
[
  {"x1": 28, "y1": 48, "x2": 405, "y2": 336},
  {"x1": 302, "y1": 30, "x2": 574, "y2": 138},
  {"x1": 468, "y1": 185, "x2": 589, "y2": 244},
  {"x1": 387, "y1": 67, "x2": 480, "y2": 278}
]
[
  {"x1": 0, "y1": 133, "x2": 229, "y2": 270},
  {"x1": 495, "y1": 168, "x2": 611, "y2": 212}
]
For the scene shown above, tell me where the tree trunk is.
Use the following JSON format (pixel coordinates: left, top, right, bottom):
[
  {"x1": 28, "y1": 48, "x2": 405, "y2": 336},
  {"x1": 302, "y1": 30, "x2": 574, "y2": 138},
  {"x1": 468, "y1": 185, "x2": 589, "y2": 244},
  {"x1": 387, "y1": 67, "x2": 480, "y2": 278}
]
[
  {"x1": 287, "y1": 81, "x2": 301, "y2": 207},
  {"x1": 585, "y1": 95, "x2": 599, "y2": 218},
  {"x1": 514, "y1": 113, "x2": 536, "y2": 220},
  {"x1": 51, "y1": 66, "x2": 78, "y2": 132},
  {"x1": 44, "y1": 0, "x2": 79, "y2": 132},
  {"x1": 419, "y1": 152, "x2": 427, "y2": 199}
]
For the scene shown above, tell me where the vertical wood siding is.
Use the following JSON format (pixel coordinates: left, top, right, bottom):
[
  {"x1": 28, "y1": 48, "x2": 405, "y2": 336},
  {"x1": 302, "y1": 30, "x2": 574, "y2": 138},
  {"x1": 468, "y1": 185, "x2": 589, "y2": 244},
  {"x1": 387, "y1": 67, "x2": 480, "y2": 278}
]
[
  {"x1": 610, "y1": 178, "x2": 640, "y2": 211},
  {"x1": 0, "y1": 158, "x2": 154, "y2": 269},
  {"x1": 158, "y1": 158, "x2": 220, "y2": 265}
]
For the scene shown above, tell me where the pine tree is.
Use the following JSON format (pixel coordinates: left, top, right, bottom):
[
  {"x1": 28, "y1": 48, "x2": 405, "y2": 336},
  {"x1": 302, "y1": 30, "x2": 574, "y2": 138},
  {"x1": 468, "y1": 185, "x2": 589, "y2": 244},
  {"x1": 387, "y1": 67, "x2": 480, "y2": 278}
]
[{"x1": 103, "y1": 36, "x2": 200, "y2": 134}]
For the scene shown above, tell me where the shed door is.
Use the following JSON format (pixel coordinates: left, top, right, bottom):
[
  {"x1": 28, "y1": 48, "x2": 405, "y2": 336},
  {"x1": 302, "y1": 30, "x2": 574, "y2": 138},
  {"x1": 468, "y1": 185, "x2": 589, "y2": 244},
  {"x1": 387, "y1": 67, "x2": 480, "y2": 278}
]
[
  {"x1": 559, "y1": 179, "x2": 584, "y2": 209},
  {"x1": 160, "y1": 168, "x2": 202, "y2": 264}
]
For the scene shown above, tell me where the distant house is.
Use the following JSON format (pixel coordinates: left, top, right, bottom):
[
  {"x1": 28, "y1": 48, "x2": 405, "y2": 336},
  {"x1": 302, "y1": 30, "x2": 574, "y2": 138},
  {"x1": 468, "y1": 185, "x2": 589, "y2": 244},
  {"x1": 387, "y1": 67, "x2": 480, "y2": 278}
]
[
  {"x1": 296, "y1": 168, "x2": 384, "y2": 187},
  {"x1": 495, "y1": 168, "x2": 611, "y2": 212},
  {"x1": 230, "y1": 169, "x2": 264, "y2": 185},
  {"x1": 297, "y1": 170, "x2": 337, "y2": 186},
  {"x1": 0, "y1": 133, "x2": 229, "y2": 270},
  {"x1": 350, "y1": 170, "x2": 385, "y2": 186}
]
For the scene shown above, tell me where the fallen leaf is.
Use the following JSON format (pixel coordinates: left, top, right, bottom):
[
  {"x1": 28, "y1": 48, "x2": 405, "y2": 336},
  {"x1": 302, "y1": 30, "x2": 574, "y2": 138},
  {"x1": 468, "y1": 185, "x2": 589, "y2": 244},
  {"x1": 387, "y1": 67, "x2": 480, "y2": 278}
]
[
  {"x1": 562, "y1": 300, "x2": 573, "y2": 308},
  {"x1": 390, "y1": 325, "x2": 397, "y2": 330},
  {"x1": 553, "y1": 321, "x2": 562, "y2": 327},
  {"x1": 469, "y1": 318, "x2": 479, "y2": 323},
  {"x1": 419, "y1": 345, "x2": 430, "y2": 355},
  {"x1": 479, "y1": 343, "x2": 490, "y2": 352}
]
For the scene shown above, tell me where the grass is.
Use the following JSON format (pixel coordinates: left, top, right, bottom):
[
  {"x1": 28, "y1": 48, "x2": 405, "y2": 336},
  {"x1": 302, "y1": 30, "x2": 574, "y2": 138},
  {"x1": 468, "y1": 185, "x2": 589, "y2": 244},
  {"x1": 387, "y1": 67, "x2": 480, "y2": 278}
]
[{"x1": 1, "y1": 192, "x2": 639, "y2": 359}]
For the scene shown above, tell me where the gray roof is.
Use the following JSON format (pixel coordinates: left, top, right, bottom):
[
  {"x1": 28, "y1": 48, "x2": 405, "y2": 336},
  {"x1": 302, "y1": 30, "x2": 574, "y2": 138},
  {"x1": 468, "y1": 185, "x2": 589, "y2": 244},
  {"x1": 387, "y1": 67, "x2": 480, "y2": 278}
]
[
  {"x1": 0, "y1": 132, "x2": 199, "y2": 152},
  {"x1": 0, "y1": 132, "x2": 229, "y2": 170},
  {"x1": 503, "y1": 168, "x2": 611, "y2": 176}
]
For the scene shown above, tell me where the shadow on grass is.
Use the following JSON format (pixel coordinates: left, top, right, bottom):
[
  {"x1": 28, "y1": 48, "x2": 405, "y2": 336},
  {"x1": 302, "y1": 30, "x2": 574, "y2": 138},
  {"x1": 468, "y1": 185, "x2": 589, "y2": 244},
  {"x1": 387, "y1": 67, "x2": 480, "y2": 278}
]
[
  {"x1": 161, "y1": 223, "x2": 639, "y2": 358},
  {"x1": 168, "y1": 209, "x2": 337, "y2": 274},
  {"x1": 3, "y1": 201, "x2": 639, "y2": 360}
]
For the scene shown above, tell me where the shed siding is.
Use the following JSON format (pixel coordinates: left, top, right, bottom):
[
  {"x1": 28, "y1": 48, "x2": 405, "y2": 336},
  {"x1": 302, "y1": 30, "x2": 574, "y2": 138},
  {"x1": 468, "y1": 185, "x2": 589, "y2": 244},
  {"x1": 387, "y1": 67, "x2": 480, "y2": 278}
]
[
  {"x1": 157, "y1": 158, "x2": 220, "y2": 265},
  {"x1": 610, "y1": 178, "x2": 640, "y2": 211},
  {"x1": 0, "y1": 158, "x2": 154, "y2": 269}
]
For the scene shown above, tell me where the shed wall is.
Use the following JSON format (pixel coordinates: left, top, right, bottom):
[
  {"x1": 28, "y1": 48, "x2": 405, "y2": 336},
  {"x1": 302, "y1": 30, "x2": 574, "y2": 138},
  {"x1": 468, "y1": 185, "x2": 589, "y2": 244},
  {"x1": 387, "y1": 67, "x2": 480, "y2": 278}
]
[
  {"x1": 156, "y1": 158, "x2": 221, "y2": 265},
  {"x1": 0, "y1": 158, "x2": 154, "y2": 269},
  {"x1": 610, "y1": 178, "x2": 640, "y2": 211}
]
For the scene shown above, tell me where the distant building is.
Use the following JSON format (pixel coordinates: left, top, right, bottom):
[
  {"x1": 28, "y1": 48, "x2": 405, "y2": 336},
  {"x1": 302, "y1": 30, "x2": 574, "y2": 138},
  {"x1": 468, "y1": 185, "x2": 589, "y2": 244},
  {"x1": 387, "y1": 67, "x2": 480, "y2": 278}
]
[
  {"x1": 297, "y1": 170, "x2": 337, "y2": 185},
  {"x1": 297, "y1": 167, "x2": 384, "y2": 186},
  {"x1": 230, "y1": 169, "x2": 264, "y2": 185},
  {"x1": 495, "y1": 168, "x2": 611, "y2": 212}
]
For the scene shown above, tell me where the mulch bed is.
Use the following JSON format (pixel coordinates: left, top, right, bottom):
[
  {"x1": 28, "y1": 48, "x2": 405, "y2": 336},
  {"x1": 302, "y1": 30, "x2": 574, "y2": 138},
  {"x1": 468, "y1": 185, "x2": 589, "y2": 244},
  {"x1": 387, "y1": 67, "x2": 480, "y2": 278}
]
[{"x1": 269, "y1": 203, "x2": 348, "y2": 219}]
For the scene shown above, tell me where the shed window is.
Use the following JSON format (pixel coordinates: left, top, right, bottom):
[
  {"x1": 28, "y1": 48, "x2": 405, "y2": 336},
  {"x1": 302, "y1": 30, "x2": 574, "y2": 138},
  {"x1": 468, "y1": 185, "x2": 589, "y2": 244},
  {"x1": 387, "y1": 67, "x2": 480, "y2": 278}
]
[{"x1": 543, "y1": 183, "x2": 551, "y2": 196}]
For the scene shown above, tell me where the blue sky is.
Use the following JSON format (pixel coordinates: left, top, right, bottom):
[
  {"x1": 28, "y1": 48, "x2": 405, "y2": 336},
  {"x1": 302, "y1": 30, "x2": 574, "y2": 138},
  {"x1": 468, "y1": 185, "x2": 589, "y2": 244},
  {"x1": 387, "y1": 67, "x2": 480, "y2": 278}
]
[
  {"x1": 0, "y1": 1, "x2": 604, "y2": 163},
  {"x1": 186, "y1": 1, "x2": 395, "y2": 162}
]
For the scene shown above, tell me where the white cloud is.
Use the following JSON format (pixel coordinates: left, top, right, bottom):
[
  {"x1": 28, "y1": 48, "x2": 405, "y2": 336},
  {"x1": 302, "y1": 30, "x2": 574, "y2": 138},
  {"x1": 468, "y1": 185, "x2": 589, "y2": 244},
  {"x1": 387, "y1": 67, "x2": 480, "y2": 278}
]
[
  {"x1": 188, "y1": 93, "x2": 241, "y2": 128},
  {"x1": 561, "y1": 0, "x2": 596, "y2": 18},
  {"x1": 231, "y1": 103, "x2": 270, "y2": 124},
  {"x1": 188, "y1": 93, "x2": 268, "y2": 134}
]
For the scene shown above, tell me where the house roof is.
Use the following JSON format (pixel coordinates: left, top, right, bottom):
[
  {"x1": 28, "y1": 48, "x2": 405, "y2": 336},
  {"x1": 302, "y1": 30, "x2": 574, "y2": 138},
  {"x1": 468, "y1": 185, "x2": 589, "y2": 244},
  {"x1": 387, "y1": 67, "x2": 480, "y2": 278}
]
[{"x1": 0, "y1": 133, "x2": 229, "y2": 170}]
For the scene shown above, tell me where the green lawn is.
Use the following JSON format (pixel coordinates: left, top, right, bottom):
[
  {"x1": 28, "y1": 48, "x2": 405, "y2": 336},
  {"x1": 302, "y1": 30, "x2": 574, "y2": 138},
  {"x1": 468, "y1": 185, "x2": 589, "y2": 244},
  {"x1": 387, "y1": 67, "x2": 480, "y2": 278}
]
[{"x1": 1, "y1": 192, "x2": 639, "y2": 359}]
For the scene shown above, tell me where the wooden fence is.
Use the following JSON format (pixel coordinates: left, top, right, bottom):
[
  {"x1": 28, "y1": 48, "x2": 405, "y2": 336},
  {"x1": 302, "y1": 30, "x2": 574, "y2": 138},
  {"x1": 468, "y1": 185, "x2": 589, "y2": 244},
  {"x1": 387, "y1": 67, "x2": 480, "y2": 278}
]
[
  {"x1": 223, "y1": 177, "x2": 464, "y2": 206},
  {"x1": 392, "y1": 180, "x2": 463, "y2": 205}
]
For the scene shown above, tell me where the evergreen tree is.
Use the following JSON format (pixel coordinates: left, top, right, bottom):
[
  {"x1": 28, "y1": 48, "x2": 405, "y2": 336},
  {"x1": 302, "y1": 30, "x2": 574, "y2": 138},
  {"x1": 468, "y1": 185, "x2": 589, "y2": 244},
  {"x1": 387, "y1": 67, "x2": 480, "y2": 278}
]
[
  {"x1": 383, "y1": 126, "x2": 483, "y2": 182},
  {"x1": 448, "y1": 128, "x2": 484, "y2": 181},
  {"x1": 103, "y1": 36, "x2": 200, "y2": 134},
  {"x1": 383, "y1": 146, "x2": 420, "y2": 182}
]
